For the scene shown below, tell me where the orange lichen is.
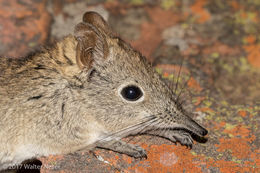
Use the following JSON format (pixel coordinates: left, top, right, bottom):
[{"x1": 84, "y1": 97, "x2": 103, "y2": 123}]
[
  {"x1": 208, "y1": 133, "x2": 258, "y2": 172},
  {"x1": 223, "y1": 124, "x2": 251, "y2": 138},
  {"x1": 0, "y1": 1, "x2": 33, "y2": 18},
  {"x1": 239, "y1": 10, "x2": 258, "y2": 23},
  {"x1": 216, "y1": 138, "x2": 251, "y2": 159},
  {"x1": 214, "y1": 124, "x2": 257, "y2": 168},
  {"x1": 238, "y1": 110, "x2": 247, "y2": 117},
  {"x1": 245, "y1": 35, "x2": 256, "y2": 44},
  {"x1": 243, "y1": 44, "x2": 260, "y2": 68},
  {"x1": 230, "y1": 0, "x2": 240, "y2": 10},
  {"x1": 194, "y1": 96, "x2": 205, "y2": 106},
  {"x1": 190, "y1": 0, "x2": 211, "y2": 23},
  {"x1": 122, "y1": 154, "x2": 133, "y2": 164},
  {"x1": 207, "y1": 159, "x2": 249, "y2": 173},
  {"x1": 202, "y1": 42, "x2": 240, "y2": 56},
  {"x1": 0, "y1": 0, "x2": 51, "y2": 57},
  {"x1": 217, "y1": 121, "x2": 226, "y2": 128},
  {"x1": 0, "y1": 0, "x2": 49, "y2": 43},
  {"x1": 209, "y1": 155, "x2": 258, "y2": 172},
  {"x1": 40, "y1": 154, "x2": 64, "y2": 173},
  {"x1": 187, "y1": 77, "x2": 203, "y2": 92},
  {"x1": 132, "y1": 6, "x2": 182, "y2": 58},
  {"x1": 127, "y1": 144, "x2": 206, "y2": 173},
  {"x1": 163, "y1": 72, "x2": 169, "y2": 78},
  {"x1": 132, "y1": 22, "x2": 160, "y2": 59},
  {"x1": 145, "y1": 7, "x2": 181, "y2": 29},
  {"x1": 195, "y1": 107, "x2": 214, "y2": 113}
]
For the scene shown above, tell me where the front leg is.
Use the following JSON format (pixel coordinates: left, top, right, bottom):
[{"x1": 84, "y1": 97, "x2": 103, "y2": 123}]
[{"x1": 96, "y1": 139, "x2": 147, "y2": 158}]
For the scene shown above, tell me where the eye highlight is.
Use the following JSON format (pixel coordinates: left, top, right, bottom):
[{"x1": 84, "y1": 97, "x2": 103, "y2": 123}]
[{"x1": 120, "y1": 85, "x2": 143, "y2": 101}]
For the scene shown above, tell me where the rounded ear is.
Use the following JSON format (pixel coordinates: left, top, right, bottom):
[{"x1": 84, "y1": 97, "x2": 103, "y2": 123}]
[
  {"x1": 82, "y1": 11, "x2": 113, "y2": 36},
  {"x1": 74, "y1": 22, "x2": 109, "y2": 70}
]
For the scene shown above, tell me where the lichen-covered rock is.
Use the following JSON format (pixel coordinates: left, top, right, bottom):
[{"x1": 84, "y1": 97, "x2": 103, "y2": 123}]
[
  {"x1": 0, "y1": 0, "x2": 51, "y2": 58},
  {"x1": 0, "y1": 0, "x2": 259, "y2": 172}
]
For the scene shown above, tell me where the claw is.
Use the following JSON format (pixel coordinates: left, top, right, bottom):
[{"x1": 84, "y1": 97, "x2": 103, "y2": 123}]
[{"x1": 170, "y1": 130, "x2": 194, "y2": 148}]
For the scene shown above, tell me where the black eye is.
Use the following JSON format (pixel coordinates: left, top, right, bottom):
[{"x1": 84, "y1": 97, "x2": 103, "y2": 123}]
[{"x1": 121, "y1": 85, "x2": 143, "y2": 101}]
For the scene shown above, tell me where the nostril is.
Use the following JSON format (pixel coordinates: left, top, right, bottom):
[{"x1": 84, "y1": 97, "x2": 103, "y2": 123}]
[{"x1": 202, "y1": 128, "x2": 208, "y2": 136}]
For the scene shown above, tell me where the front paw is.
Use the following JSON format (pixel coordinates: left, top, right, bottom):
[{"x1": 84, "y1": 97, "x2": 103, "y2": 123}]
[
  {"x1": 126, "y1": 144, "x2": 147, "y2": 159},
  {"x1": 172, "y1": 131, "x2": 193, "y2": 148},
  {"x1": 162, "y1": 130, "x2": 193, "y2": 148}
]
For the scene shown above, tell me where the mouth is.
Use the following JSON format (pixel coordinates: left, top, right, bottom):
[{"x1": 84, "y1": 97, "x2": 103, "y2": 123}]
[
  {"x1": 173, "y1": 126, "x2": 208, "y2": 144},
  {"x1": 145, "y1": 125, "x2": 208, "y2": 148},
  {"x1": 170, "y1": 126, "x2": 207, "y2": 137},
  {"x1": 141, "y1": 115, "x2": 208, "y2": 146},
  {"x1": 163, "y1": 118, "x2": 208, "y2": 146}
]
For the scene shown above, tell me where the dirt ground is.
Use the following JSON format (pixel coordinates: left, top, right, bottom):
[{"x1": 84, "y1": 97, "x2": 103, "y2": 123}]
[{"x1": 0, "y1": 0, "x2": 259, "y2": 172}]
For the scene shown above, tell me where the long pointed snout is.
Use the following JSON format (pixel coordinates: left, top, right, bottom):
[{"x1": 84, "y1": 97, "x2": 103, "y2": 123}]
[{"x1": 183, "y1": 115, "x2": 208, "y2": 137}]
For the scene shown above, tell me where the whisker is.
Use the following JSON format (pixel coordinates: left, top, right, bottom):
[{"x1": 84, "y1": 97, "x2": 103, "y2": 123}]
[
  {"x1": 138, "y1": 117, "x2": 163, "y2": 134},
  {"x1": 142, "y1": 121, "x2": 169, "y2": 145},
  {"x1": 97, "y1": 116, "x2": 158, "y2": 143},
  {"x1": 125, "y1": 117, "x2": 162, "y2": 144},
  {"x1": 174, "y1": 59, "x2": 183, "y2": 95},
  {"x1": 128, "y1": 118, "x2": 165, "y2": 145},
  {"x1": 176, "y1": 74, "x2": 191, "y2": 103},
  {"x1": 178, "y1": 89, "x2": 193, "y2": 110}
]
